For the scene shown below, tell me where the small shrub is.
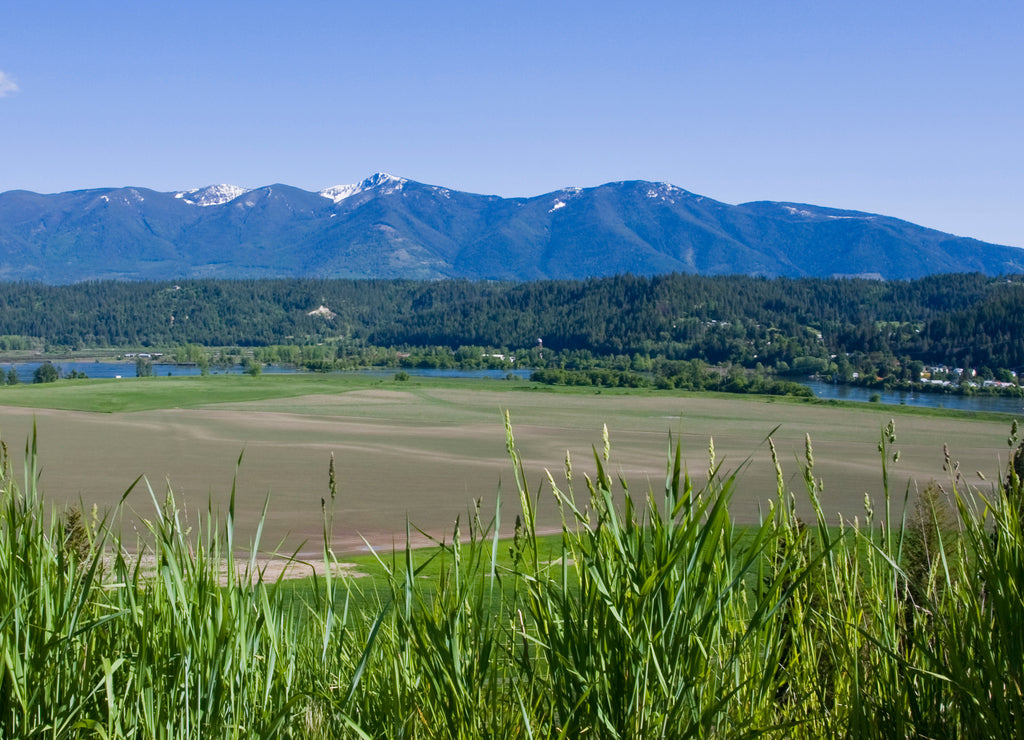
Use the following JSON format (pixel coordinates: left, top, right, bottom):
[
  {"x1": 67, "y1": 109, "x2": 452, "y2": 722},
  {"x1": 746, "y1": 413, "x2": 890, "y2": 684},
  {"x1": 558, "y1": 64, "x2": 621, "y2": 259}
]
[{"x1": 32, "y1": 362, "x2": 59, "y2": 383}]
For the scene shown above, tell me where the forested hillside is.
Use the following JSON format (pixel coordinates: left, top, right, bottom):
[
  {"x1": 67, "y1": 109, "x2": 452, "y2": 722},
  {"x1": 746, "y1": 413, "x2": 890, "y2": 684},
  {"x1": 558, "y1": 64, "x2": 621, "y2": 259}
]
[{"x1": 1, "y1": 273, "x2": 1023, "y2": 375}]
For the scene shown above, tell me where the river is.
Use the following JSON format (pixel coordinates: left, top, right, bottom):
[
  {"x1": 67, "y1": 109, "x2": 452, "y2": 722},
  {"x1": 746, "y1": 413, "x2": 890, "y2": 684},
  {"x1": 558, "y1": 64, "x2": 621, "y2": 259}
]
[
  {"x1": 1, "y1": 360, "x2": 300, "y2": 382},
  {"x1": 802, "y1": 379, "x2": 1024, "y2": 416},
  {"x1": 0, "y1": 361, "x2": 533, "y2": 383}
]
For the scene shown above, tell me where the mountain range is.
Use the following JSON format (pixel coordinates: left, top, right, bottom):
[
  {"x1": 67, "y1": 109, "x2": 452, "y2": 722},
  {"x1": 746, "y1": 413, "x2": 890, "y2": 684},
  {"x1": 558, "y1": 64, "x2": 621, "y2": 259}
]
[{"x1": 0, "y1": 173, "x2": 1021, "y2": 283}]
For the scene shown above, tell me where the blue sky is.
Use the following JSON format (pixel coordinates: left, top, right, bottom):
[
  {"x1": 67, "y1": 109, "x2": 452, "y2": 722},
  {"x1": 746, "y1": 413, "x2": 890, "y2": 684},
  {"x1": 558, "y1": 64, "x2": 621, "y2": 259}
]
[{"x1": 2, "y1": 1, "x2": 1021, "y2": 247}]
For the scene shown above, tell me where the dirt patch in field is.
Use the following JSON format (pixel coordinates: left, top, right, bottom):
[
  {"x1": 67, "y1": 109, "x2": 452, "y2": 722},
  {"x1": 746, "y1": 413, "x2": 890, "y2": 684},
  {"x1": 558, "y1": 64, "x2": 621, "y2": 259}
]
[
  {"x1": 248, "y1": 557, "x2": 366, "y2": 582},
  {"x1": 115, "y1": 552, "x2": 368, "y2": 584},
  {"x1": 276, "y1": 390, "x2": 417, "y2": 405},
  {"x1": 336, "y1": 389, "x2": 418, "y2": 402}
]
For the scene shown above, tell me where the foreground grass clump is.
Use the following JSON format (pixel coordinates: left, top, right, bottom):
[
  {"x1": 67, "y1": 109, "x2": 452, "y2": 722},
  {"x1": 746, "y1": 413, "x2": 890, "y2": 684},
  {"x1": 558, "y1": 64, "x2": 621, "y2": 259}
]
[{"x1": 1, "y1": 418, "x2": 1024, "y2": 738}]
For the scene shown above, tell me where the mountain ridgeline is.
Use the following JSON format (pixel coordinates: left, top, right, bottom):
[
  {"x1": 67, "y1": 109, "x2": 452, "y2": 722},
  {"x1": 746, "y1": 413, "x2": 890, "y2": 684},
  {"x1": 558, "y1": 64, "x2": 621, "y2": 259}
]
[{"x1": 1, "y1": 174, "x2": 1021, "y2": 283}]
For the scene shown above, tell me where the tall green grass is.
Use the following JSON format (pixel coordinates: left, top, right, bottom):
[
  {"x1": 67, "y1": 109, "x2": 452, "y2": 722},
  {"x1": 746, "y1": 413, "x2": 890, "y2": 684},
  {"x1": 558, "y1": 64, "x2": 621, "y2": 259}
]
[{"x1": 1, "y1": 416, "x2": 1022, "y2": 737}]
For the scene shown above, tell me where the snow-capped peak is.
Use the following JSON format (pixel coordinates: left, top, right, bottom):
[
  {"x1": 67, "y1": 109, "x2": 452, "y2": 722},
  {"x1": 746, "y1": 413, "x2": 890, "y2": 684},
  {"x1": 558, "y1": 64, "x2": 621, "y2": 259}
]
[
  {"x1": 174, "y1": 184, "x2": 249, "y2": 207},
  {"x1": 642, "y1": 182, "x2": 695, "y2": 204},
  {"x1": 547, "y1": 186, "x2": 582, "y2": 212},
  {"x1": 319, "y1": 173, "x2": 408, "y2": 203}
]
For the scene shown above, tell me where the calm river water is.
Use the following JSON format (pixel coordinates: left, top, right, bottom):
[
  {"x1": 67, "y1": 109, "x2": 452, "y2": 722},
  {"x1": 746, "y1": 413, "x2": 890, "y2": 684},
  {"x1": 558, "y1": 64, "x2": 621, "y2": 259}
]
[
  {"x1": 802, "y1": 379, "x2": 1024, "y2": 416},
  {"x1": 1, "y1": 361, "x2": 533, "y2": 383},
  {"x1": 2, "y1": 361, "x2": 297, "y2": 382}
]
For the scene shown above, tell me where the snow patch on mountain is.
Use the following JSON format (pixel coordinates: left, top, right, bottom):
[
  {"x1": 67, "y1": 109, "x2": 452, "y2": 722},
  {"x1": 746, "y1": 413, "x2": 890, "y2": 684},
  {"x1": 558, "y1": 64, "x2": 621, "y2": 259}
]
[
  {"x1": 318, "y1": 183, "x2": 361, "y2": 203},
  {"x1": 175, "y1": 184, "x2": 249, "y2": 206},
  {"x1": 549, "y1": 200, "x2": 567, "y2": 212},
  {"x1": 97, "y1": 190, "x2": 146, "y2": 206},
  {"x1": 781, "y1": 204, "x2": 874, "y2": 222},
  {"x1": 645, "y1": 183, "x2": 693, "y2": 204},
  {"x1": 319, "y1": 173, "x2": 408, "y2": 203}
]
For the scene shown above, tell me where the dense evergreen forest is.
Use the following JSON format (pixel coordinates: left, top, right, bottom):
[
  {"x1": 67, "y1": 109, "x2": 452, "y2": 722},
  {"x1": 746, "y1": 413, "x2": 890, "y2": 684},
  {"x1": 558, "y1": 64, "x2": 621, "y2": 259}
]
[{"x1": 1, "y1": 273, "x2": 1023, "y2": 386}]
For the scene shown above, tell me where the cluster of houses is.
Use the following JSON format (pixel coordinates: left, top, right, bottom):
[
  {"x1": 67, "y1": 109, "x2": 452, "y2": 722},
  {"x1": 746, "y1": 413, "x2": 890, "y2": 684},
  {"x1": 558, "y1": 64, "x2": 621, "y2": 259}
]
[
  {"x1": 919, "y1": 366, "x2": 1019, "y2": 390},
  {"x1": 847, "y1": 364, "x2": 1021, "y2": 390}
]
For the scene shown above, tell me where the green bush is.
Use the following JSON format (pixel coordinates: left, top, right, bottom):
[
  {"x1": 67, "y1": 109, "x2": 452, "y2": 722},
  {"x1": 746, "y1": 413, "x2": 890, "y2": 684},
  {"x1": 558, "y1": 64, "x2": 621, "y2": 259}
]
[{"x1": 32, "y1": 362, "x2": 58, "y2": 383}]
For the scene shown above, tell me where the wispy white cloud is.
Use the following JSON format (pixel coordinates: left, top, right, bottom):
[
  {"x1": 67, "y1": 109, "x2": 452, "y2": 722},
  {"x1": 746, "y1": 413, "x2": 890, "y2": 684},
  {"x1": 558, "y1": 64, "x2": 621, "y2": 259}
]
[{"x1": 0, "y1": 71, "x2": 20, "y2": 98}]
